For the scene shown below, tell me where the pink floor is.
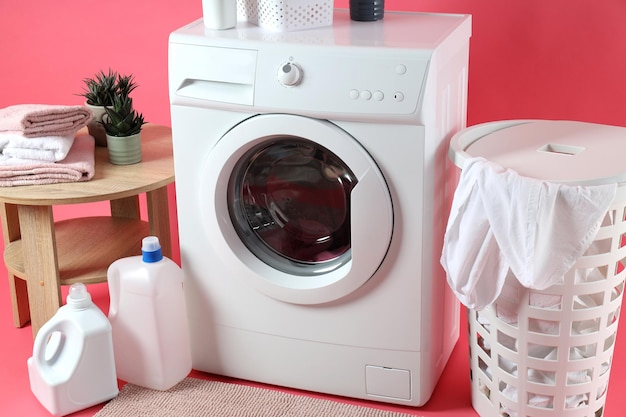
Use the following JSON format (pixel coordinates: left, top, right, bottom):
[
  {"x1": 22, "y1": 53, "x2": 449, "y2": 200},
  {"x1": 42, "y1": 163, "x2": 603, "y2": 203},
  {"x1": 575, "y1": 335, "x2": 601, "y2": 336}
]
[{"x1": 2, "y1": 248, "x2": 626, "y2": 416}]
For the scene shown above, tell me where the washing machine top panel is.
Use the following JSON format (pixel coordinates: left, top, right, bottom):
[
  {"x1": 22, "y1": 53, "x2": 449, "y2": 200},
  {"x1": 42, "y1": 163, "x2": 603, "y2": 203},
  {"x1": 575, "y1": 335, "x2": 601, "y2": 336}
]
[
  {"x1": 171, "y1": 9, "x2": 471, "y2": 51},
  {"x1": 168, "y1": 10, "x2": 471, "y2": 119}
]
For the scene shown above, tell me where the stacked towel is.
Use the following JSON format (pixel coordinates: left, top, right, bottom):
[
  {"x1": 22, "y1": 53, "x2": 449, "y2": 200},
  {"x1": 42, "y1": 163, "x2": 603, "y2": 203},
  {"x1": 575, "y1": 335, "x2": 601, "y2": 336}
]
[
  {"x1": 0, "y1": 104, "x2": 92, "y2": 137},
  {"x1": 0, "y1": 104, "x2": 95, "y2": 186},
  {"x1": 0, "y1": 132, "x2": 75, "y2": 162},
  {"x1": 0, "y1": 133, "x2": 95, "y2": 187}
]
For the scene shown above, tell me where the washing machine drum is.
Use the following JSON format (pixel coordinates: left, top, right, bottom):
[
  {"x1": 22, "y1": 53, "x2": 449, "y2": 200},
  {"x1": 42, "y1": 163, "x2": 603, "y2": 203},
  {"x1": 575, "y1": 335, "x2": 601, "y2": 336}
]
[{"x1": 201, "y1": 115, "x2": 393, "y2": 304}]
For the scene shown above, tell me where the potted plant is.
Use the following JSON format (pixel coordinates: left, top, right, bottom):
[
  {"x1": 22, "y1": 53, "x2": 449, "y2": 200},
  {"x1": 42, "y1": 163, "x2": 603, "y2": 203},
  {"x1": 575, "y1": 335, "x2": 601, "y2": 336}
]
[
  {"x1": 78, "y1": 69, "x2": 138, "y2": 147},
  {"x1": 102, "y1": 95, "x2": 146, "y2": 165}
]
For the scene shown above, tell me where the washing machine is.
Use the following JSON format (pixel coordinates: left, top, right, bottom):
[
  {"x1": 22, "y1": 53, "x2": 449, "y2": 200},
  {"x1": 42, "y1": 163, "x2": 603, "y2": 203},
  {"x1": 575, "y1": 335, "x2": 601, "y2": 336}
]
[{"x1": 168, "y1": 10, "x2": 471, "y2": 406}]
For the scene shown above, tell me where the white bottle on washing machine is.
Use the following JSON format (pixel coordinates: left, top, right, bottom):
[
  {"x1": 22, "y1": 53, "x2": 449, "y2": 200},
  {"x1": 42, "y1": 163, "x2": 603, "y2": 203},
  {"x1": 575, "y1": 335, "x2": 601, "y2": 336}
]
[{"x1": 107, "y1": 236, "x2": 192, "y2": 391}]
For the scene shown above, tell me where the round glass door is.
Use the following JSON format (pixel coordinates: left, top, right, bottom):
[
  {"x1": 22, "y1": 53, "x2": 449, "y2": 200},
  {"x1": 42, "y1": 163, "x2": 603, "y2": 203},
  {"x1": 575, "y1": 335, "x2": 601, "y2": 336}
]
[
  {"x1": 229, "y1": 138, "x2": 357, "y2": 275},
  {"x1": 201, "y1": 114, "x2": 392, "y2": 304}
]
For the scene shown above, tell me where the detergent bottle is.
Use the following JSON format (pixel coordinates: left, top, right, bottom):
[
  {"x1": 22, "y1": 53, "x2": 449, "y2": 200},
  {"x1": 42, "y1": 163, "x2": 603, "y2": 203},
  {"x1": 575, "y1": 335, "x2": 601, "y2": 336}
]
[
  {"x1": 107, "y1": 236, "x2": 191, "y2": 391},
  {"x1": 27, "y1": 283, "x2": 118, "y2": 417}
]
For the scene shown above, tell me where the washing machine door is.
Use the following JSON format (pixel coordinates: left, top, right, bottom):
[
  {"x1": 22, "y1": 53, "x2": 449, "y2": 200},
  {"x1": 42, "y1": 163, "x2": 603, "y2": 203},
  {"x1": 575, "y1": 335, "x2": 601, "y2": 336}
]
[{"x1": 201, "y1": 114, "x2": 393, "y2": 304}]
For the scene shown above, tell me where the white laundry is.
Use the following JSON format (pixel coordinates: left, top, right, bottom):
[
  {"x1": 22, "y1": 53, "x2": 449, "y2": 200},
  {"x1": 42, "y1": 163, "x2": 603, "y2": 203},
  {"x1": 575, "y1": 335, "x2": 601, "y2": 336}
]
[
  {"x1": 0, "y1": 131, "x2": 75, "y2": 162},
  {"x1": 441, "y1": 157, "x2": 616, "y2": 310}
]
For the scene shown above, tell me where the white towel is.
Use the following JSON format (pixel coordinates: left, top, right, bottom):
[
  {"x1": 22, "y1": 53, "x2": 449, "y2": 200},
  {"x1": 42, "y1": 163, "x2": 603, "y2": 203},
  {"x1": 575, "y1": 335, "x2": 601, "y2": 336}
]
[
  {"x1": 0, "y1": 134, "x2": 95, "y2": 187},
  {"x1": 0, "y1": 132, "x2": 74, "y2": 162},
  {"x1": 441, "y1": 157, "x2": 616, "y2": 310}
]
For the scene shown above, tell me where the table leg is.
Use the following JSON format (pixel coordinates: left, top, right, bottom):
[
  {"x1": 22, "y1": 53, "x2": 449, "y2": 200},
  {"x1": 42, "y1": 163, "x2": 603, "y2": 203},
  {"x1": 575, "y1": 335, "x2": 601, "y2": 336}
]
[
  {"x1": 17, "y1": 205, "x2": 61, "y2": 338},
  {"x1": 0, "y1": 203, "x2": 30, "y2": 327},
  {"x1": 147, "y1": 186, "x2": 172, "y2": 259},
  {"x1": 110, "y1": 195, "x2": 140, "y2": 219}
]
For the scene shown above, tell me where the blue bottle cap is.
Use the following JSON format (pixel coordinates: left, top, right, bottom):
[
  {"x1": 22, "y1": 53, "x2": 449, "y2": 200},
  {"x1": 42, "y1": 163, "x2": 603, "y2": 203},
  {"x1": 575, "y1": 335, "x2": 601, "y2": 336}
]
[{"x1": 142, "y1": 236, "x2": 163, "y2": 263}]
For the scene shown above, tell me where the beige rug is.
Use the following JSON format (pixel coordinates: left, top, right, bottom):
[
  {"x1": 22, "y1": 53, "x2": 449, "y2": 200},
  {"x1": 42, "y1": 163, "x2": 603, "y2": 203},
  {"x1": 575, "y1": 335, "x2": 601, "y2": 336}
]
[{"x1": 94, "y1": 377, "x2": 415, "y2": 417}]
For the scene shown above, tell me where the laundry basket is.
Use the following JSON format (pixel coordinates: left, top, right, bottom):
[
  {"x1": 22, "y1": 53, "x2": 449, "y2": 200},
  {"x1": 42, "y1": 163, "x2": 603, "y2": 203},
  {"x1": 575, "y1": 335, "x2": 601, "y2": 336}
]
[{"x1": 448, "y1": 120, "x2": 626, "y2": 417}]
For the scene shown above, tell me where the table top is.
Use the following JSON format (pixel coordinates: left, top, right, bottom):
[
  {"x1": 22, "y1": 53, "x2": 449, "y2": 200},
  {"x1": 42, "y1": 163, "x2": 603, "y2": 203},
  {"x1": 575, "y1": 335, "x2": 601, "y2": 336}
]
[{"x1": 0, "y1": 124, "x2": 174, "y2": 205}]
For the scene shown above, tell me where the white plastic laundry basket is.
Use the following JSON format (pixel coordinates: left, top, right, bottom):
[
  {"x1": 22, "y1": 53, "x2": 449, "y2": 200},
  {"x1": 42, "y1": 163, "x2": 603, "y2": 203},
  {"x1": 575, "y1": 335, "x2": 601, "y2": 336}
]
[
  {"x1": 449, "y1": 120, "x2": 626, "y2": 417},
  {"x1": 236, "y1": 0, "x2": 333, "y2": 31}
]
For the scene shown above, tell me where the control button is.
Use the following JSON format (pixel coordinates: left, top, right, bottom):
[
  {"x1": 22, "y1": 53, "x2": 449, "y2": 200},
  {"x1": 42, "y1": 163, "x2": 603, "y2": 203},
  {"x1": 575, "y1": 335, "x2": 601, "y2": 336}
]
[
  {"x1": 393, "y1": 91, "x2": 405, "y2": 102},
  {"x1": 360, "y1": 90, "x2": 372, "y2": 100},
  {"x1": 395, "y1": 64, "x2": 407, "y2": 75},
  {"x1": 373, "y1": 90, "x2": 384, "y2": 101},
  {"x1": 277, "y1": 62, "x2": 303, "y2": 87},
  {"x1": 349, "y1": 89, "x2": 360, "y2": 100}
]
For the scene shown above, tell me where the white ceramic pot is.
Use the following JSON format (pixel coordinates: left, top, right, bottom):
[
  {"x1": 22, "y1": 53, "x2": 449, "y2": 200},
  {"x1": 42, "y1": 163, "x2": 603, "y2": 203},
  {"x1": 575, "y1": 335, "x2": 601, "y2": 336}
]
[
  {"x1": 106, "y1": 133, "x2": 142, "y2": 165},
  {"x1": 85, "y1": 102, "x2": 109, "y2": 147}
]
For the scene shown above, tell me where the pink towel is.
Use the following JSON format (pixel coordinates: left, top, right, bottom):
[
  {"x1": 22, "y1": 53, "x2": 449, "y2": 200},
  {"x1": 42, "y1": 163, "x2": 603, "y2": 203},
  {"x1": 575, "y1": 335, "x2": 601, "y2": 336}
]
[
  {"x1": 0, "y1": 134, "x2": 95, "y2": 187},
  {"x1": 0, "y1": 104, "x2": 93, "y2": 138}
]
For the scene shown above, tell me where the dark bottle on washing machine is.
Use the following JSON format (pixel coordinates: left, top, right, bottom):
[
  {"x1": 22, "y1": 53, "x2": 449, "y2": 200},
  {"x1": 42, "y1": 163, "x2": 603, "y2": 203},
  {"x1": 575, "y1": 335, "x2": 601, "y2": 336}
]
[{"x1": 350, "y1": 0, "x2": 384, "y2": 21}]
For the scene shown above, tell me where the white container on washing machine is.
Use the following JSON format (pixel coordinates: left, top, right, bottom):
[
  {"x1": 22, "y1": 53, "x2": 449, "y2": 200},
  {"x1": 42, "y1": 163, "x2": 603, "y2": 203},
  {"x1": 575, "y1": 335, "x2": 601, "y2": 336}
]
[{"x1": 168, "y1": 9, "x2": 471, "y2": 406}]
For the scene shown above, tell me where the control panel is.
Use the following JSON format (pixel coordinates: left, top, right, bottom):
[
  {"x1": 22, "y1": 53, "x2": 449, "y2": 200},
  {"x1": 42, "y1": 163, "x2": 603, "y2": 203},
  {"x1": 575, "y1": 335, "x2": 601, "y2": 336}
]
[{"x1": 255, "y1": 50, "x2": 429, "y2": 116}]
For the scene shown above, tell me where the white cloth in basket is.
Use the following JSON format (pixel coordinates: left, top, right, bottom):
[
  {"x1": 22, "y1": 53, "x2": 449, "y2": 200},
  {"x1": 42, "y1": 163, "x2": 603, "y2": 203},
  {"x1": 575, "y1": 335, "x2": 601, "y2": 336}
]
[{"x1": 441, "y1": 157, "x2": 616, "y2": 310}]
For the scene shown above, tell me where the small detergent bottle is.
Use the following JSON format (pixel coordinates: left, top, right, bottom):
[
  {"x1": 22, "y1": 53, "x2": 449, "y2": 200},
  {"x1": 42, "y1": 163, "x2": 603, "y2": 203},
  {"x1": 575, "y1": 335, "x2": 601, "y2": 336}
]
[
  {"x1": 27, "y1": 283, "x2": 118, "y2": 417},
  {"x1": 107, "y1": 236, "x2": 192, "y2": 391}
]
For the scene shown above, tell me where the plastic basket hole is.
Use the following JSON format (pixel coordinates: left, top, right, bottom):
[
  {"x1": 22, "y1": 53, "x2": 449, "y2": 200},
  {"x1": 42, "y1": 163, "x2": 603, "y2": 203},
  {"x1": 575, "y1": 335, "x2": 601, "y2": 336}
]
[
  {"x1": 527, "y1": 390, "x2": 554, "y2": 409},
  {"x1": 620, "y1": 233, "x2": 626, "y2": 249},
  {"x1": 615, "y1": 258, "x2": 626, "y2": 275},
  {"x1": 529, "y1": 292, "x2": 561, "y2": 310},
  {"x1": 585, "y1": 237, "x2": 612, "y2": 256},
  {"x1": 600, "y1": 208, "x2": 617, "y2": 227},
  {"x1": 595, "y1": 406, "x2": 605, "y2": 417},
  {"x1": 574, "y1": 292, "x2": 605, "y2": 310},
  {"x1": 597, "y1": 382, "x2": 608, "y2": 400},
  {"x1": 566, "y1": 368, "x2": 592, "y2": 385},
  {"x1": 576, "y1": 266, "x2": 608, "y2": 284},
  {"x1": 478, "y1": 356, "x2": 492, "y2": 380},
  {"x1": 604, "y1": 334, "x2": 616, "y2": 352},
  {"x1": 572, "y1": 317, "x2": 601, "y2": 335},
  {"x1": 478, "y1": 379, "x2": 491, "y2": 400},
  {"x1": 528, "y1": 367, "x2": 556, "y2": 386},
  {"x1": 611, "y1": 282, "x2": 624, "y2": 302},
  {"x1": 498, "y1": 355, "x2": 517, "y2": 376},
  {"x1": 607, "y1": 306, "x2": 620, "y2": 327},
  {"x1": 570, "y1": 343, "x2": 597, "y2": 360},
  {"x1": 528, "y1": 343, "x2": 558, "y2": 360},
  {"x1": 565, "y1": 392, "x2": 590, "y2": 409},
  {"x1": 497, "y1": 330, "x2": 518, "y2": 352},
  {"x1": 499, "y1": 381, "x2": 516, "y2": 401},
  {"x1": 599, "y1": 359, "x2": 611, "y2": 377},
  {"x1": 477, "y1": 332, "x2": 491, "y2": 355},
  {"x1": 529, "y1": 317, "x2": 560, "y2": 335}
]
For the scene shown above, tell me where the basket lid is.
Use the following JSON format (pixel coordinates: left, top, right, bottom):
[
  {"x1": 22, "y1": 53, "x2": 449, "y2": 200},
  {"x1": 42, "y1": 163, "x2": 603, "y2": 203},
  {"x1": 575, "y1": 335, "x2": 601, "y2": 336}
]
[{"x1": 449, "y1": 120, "x2": 626, "y2": 185}]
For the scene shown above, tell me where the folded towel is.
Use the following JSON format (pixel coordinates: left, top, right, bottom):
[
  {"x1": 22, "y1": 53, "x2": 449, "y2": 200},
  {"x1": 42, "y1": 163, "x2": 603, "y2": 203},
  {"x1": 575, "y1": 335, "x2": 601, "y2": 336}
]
[
  {"x1": 0, "y1": 134, "x2": 95, "y2": 187},
  {"x1": 0, "y1": 132, "x2": 74, "y2": 162},
  {"x1": 0, "y1": 104, "x2": 92, "y2": 138},
  {"x1": 440, "y1": 157, "x2": 616, "y2": 310}
]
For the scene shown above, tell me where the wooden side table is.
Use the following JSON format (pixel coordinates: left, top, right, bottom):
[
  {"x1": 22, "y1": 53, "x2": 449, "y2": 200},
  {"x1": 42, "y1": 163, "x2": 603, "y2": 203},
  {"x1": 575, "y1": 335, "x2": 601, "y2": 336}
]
[{"x1": 0, "y1": 124, "x2": 175, "y2": 338}]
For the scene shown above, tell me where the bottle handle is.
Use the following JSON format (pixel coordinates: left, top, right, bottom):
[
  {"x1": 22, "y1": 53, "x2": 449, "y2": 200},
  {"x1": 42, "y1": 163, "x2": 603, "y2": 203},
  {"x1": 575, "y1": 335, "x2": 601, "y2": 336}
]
[
  {"x1": 107, "y1": 265, "x2": 120, "y2": 318},
  {"x1": 33, "y1": 321, "x2": 65, "y2": 370}
]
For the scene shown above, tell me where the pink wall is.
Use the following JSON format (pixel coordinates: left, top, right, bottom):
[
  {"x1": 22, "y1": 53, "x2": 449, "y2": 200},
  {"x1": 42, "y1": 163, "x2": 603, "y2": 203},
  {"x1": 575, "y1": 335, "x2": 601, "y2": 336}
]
[
  {"x1": 3, "y1": 0, "x2": 626, "y2": 127},
  {"x1": 2, "y1": 0, "x2": 626, "y2": 260}
]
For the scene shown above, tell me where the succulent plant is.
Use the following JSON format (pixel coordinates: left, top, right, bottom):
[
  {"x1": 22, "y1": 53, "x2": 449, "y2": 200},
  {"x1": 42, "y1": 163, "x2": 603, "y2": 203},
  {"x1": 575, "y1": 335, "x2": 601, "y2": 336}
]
[
  {"x1": 102, "y1": 95, "x2": 145, "y2": 137},
  {"x1": 78, "y1": 69, "x2": 138, "y2": 107}
]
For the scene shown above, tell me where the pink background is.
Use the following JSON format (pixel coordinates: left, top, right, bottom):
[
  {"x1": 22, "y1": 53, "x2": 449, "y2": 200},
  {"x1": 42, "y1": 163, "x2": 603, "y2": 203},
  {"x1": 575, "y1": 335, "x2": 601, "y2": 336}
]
[{"x1": 2, "y1": 1, "x2": 626, "y2": 416}]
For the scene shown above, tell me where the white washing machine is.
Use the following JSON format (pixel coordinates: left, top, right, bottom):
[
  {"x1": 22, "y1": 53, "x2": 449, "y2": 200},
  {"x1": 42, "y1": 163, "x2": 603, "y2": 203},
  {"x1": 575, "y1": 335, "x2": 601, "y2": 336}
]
[{"x1": 168, "y1": 10, "x2": 471, "y2": 406}]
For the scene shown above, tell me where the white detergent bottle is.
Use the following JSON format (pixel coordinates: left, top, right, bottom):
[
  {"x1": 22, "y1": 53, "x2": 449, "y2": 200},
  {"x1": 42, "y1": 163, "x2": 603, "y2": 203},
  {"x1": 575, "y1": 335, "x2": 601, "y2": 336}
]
[
  {"x1": 107, "y1": 236, "x2": 192, "y2": 391},
  {"x1": 27, "y1": 283, "x2": 118, "y2": 417}
]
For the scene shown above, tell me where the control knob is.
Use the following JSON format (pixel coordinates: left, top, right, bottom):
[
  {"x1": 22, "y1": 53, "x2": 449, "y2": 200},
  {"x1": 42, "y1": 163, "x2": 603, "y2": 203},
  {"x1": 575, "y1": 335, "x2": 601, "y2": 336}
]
[{"x1": 277, "y1": 62, "x2": 303, "y2": 87}]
